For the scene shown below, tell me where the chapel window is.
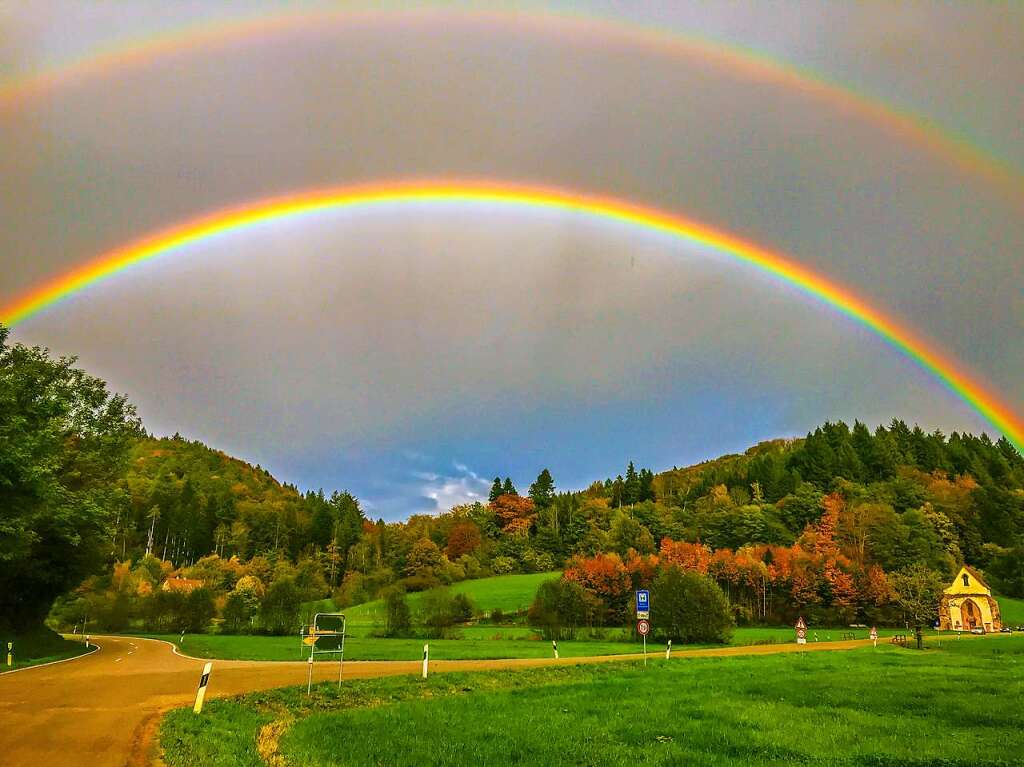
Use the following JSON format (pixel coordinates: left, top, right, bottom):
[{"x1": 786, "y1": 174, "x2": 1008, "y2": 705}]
[{"x1": 962, "y1": 573, "x2": 970, "y2": 587}]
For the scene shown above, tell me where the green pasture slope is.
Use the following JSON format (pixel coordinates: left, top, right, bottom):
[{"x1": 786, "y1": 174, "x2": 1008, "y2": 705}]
[
  {"x1": 998, "y1": 595, "x2": 1024, "y2": 625},
  {"x1": 341, "y1": 571, "x2": 562, "y2": 625},
  {"x1": 162, "y1": 634, "x2": 1024, "y2": 767}
]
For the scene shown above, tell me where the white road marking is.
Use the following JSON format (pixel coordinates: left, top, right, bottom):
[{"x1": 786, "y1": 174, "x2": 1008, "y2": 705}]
[{"x1": 115, "y1": 658, "x2": 123, "y2": 663}]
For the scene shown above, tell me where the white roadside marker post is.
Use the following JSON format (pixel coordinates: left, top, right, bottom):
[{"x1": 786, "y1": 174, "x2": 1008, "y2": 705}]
[
  {"x1": 306, "y1": 652, "x2": 314, "y2": 696},
  {"x1": 552, "y1": 640, "x2": 559, "y2": 660},
  {"x1": 193, "y1": 662, "x2": 212, "y2": 714},
  {"x1": 422, "y1": 644, "x2": 429, "y2": 679},
  {"x1": 85, "y1": 635, "x2": 90, "y2": 650},
  {"x1": 6, "y1": 642, "x2": 12, "y2": 667},
  {"x1": 665, "y1": 640, "x2": 672, "y2": 660}
]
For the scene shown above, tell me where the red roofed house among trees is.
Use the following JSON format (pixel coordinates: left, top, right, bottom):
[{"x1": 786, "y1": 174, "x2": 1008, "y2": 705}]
[{"x1": 161, "y1": 576, "x2": 203, "y2": 594}]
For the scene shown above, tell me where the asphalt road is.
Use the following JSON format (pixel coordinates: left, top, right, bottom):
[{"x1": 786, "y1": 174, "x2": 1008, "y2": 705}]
[{"x1": 0, "y1": 634, "x2": 873, "y2": 766}]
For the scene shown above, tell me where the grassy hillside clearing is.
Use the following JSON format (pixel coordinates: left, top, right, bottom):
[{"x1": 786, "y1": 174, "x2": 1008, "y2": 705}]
[
  {"x1": 336, "y1": 571, "x2": 562, "y2": 626},
  {"x1": 161, "y1": 634, "x2": 1024, "y2": 767}
]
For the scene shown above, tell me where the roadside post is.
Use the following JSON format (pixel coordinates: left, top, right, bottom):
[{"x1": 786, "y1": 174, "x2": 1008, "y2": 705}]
[
  {"x1": 179, "y1": 630, "x2": 185, "y2": 646},
  {"x1": 303, "y1": 613, "x2": 347, "y2": 695},
  {"x1": 795, "y1": 616, "x2": 807, "y2": 646},
  {"x1": 193, "y1": 662, "x2": 212, "y2": 714},
  {"x1": 422, "y1": 643, "x2": 429, "y2": 679},
  {"x1": 870, "y1": 626, "x2": 878, "y2": 647},
  {"x1": 85, "y1": 635, "x2": 90, "y2": 650},
  {"x1": 6, "y1": 642, "x2": 12, "y2": 667},
  {"x1": 552, "y1": 640, "x2": 559, "y2": 660},
  {"x1": 665, "y1": 640, "x2": 672, "y2": 660}
]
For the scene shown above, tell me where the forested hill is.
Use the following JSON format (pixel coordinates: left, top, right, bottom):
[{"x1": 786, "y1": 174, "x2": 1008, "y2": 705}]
[{"x1": 118, "y1": 436, "x2": 360, "y2": 566}]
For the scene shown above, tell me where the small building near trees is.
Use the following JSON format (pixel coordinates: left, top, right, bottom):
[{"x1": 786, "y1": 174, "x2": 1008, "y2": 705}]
[
  {"x1": 161, "y1": 576, "x2": 203, "y2": 594},
  {"x1": 938, "y1": 566, "x2": 1001, "y2": 633}
]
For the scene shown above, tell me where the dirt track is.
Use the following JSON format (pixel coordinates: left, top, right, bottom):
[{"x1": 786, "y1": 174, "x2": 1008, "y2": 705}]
[{"x1": 0, "y1": 634, "x2": 873, "y2": 766}]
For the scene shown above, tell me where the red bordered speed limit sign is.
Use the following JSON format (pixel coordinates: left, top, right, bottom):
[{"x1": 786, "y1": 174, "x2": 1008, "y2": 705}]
[{"x1": 637, "y1": 619, "x2": 651, "y2": 636}]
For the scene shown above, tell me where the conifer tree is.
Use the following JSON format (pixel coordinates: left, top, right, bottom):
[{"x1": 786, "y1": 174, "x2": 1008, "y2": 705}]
[
  {"x1": 529, "y1": 469, "x2": 556, "y2": 510},
  {"x1": 489, "y1": 477, "x2": 504, "y2": 503}
]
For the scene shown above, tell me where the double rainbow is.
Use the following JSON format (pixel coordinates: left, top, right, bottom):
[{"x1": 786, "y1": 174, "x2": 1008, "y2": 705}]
[
  {"x1": 1, "y1": 7, "x2": 1020, "y2": 204},
  {"x1": 2, "y1": 180, "x2": 1020, "y2": 450}
]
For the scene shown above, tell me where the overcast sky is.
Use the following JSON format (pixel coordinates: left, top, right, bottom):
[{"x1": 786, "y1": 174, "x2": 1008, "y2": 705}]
[{"x1": 1, "y1": 2, "x2": 1021, "y2": 518}]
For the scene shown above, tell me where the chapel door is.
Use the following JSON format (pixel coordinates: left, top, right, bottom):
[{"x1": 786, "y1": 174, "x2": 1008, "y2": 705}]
[{"x1": 961, "y1": 599, "x2": 978, "y2": 629}]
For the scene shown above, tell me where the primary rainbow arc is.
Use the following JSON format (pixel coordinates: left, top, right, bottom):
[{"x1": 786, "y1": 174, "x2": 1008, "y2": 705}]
[{"x1": 2, "y1": 180, "x2": 1020, "y2": 451}]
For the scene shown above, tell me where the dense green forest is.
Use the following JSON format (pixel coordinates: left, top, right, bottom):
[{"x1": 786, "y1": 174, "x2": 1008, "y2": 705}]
[{"x1": 3, "y1": 326, "x2": 1023, "y2": 636}]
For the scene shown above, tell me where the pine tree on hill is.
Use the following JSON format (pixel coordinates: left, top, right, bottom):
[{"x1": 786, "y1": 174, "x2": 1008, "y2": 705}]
[
  {"x1": 502, "y1": 477, "x2": 518, "y2": 496},
  {"x1": 489, "y1": 477, "x2": 504, "y2": 502},
  {"x1": 529, "y1": 469, "x2": 556, "y2": 509}
]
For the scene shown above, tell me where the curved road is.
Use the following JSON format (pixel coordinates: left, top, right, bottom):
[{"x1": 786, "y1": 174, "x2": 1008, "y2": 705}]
[{"x1": 0, "y1": 635, "x2": 872, "y2": 766}]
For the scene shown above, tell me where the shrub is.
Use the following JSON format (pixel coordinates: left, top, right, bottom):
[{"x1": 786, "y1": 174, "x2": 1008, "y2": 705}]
[
  {"x1": 450, "y1": 593, "x2": 475, "y2": 623},
  {"x1": 260, "y1": 576, "x2": 301, "y2": 635},
  {"x1": 528, "y1": 578, "x2": 590, "y2": 640},
  {"x1": 650, "y1": 566, "x2": 733, "y2": 644},
  {"x1": 418, "y1": 588, "x2": 473, "y2": 637},
  {"x1": 490, "y1": 608, "x2": 505, "y2": 624},
  {"x1": 383, "y1": 588, "x2": 412, "y2": 637},
  {"x1": 183, "y1": 588, "x2": 216, "y2": 633},
  {"x1": 222, "y1": 590, "x2": 253, "y2": 634},
  {"x1": 491, "y1": 556, "x2": 518, "y2": 575}
]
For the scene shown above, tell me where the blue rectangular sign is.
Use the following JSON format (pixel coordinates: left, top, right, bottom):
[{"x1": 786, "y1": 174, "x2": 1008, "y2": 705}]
[{"x1": 636, "y1": 590, "x2": 650, "y2": 612}]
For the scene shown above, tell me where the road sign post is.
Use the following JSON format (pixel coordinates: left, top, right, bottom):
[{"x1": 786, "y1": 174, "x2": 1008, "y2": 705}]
[
  {"x1": 303, "y1": 613, "x2": 347, "y2": 695},
  {"x1": 637, "y1": 619, "x2": 650, "y2": 667},
  {"x1": 193, "y1": 662, "x2": 212, "y2": 714},
  {"x1": 795, "y1": 616, "x2": 807, "y2": 646},
  {"x1": 635, "y1": 590, "x2": 650, "y2": 620}
]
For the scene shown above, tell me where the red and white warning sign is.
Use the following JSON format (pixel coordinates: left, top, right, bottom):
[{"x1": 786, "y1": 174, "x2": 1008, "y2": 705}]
[
  {"x1": 637, "y1": 619, "x2": 651, "y2": 636},
  {"x1": 795, "y1": 616, "x2": 807, "y2": 645}
]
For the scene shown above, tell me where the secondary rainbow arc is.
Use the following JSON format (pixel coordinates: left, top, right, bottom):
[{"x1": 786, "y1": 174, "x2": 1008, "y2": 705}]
[
  {"x1": 1, "y1": 180, "x2": 1020, "y2": 451},
  {"x1": 0, "y1": 7, "x2": 1019, "y2": 204}
]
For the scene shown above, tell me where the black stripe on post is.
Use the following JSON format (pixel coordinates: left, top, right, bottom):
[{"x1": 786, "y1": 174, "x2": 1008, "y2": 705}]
[{"x1": 199, "y1": 673, "x2": 210, "y2": 687}]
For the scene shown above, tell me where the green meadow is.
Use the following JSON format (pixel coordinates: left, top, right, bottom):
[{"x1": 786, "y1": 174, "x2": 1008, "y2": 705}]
[
  {"x1": 327, "y1": 571, "x2": 563, "y2": 627},
  {"x1": 161, "y1": 634, "x2": 1024, "y2": 767}
]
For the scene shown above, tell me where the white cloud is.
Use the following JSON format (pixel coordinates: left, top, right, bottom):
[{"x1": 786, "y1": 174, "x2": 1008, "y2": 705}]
[{"x1": 417, "y1": 462, "x2": 490, "y2": 513}]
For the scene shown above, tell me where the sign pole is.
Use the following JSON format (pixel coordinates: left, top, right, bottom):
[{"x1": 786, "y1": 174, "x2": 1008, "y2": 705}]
[
  {"x1": 306, "y1": 653, "x2": 314, "y2": 696},
  {"x1": 643, "y1": 633, "x2": 647, "y2": 667}
]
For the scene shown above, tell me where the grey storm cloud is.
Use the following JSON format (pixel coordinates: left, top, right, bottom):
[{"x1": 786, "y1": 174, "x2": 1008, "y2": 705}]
[{"x1": 1, "y1": 1, "x2": 1020, "y2": 515}]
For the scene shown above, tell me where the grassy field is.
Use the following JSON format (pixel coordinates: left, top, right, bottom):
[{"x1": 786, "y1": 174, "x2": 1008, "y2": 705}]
[
  {"x1": 0, "y1": 627, "x2": 91, "y2": 672},
  {"x1": 337, "y1": 571, "x2": 562, "y2": 626},
  {"x1": 141, "y1": 626, "x2": 906, "y2": 662},
  {"x1": 161, "y1": 634, "x2": 1024, "y2": 766}
]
